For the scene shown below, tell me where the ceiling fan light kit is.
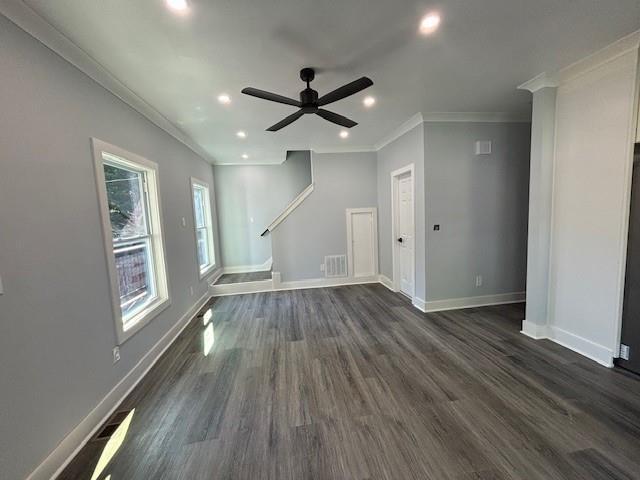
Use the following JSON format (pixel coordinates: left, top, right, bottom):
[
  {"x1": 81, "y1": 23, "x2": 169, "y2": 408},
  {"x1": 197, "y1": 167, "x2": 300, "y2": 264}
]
[{"x1": 242, "y1": 68, "x2": 373, "y2": 131}]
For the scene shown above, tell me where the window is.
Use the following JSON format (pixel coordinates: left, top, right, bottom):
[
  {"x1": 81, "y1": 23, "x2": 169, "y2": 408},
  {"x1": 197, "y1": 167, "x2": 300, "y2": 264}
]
[
  {"x1": 92, "y1": 139, "x2": 170, "y2": 343},
  {"x1": 190, "y1": 178, "x2": 216, "y2": 277}
]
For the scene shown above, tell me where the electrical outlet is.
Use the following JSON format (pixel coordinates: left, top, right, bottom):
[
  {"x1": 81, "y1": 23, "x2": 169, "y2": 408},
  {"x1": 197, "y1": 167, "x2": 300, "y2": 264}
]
[
  {"x1": 181, "y1": 216, "x2": 187, "y2": 227},
  {"x1": 189, "y1": 286, "x2": 194, "y2": 296},
  {"x1": 112, "y1": 346, "x2": 120, "y2": 364},
  {"x1": 475, "y1": 275, "x2": 483, "y2": 288},
  {"x1": 620, "y1": 344, "x2": 630, "y2": 361}
]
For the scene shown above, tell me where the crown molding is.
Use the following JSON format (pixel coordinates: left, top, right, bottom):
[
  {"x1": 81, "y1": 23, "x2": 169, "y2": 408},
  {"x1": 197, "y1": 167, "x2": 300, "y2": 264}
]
[
  {"x1": 374, "y1": 112, "x2": 424, "y2": 151},
  {"x1": 519, "y1": 29, "x2": 640, "y2": 92},
  {"x1": 221, "y1": 109, "x2": 529, "y2": 161},
  {"x1": 0, "y1": 0, "x2": 216, "y2": 163},
  {"x1": 421, "y1": 112, "x2": 531, "y2": 123},
  {"x1": 312, "y1": 146, "x2": 377, "y2": 154},
  {"x1": 213, "y1": 161, "x2": 282, "y2": 166},
  {"x1": 518, "y1": 73, "x2": 559, "y2": 93},
  {"x1": 373, "y1": 110, "x2": 530, "y2": 151},
  {"x1": 557, "y1": 29, "x2": 640, "y2": 85}
]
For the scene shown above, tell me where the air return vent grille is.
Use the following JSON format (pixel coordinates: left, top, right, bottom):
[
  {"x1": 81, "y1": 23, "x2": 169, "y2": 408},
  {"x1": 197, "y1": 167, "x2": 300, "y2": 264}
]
[
  {"x1": 475, "y1": 140, "x2": 492, "y2": 155},
  {"x1": 324, "y1": 255, "x2": 347, "y2": 278}
]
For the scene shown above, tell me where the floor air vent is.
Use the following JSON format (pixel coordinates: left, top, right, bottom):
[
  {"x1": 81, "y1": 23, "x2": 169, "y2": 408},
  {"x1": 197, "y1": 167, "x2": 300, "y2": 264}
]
[
  {"x1": 93, "y1": 409, "x2": 133, "y2": 441},
  {"x1": 324, "y1": 255, "x2": 347, "y2": 278}
]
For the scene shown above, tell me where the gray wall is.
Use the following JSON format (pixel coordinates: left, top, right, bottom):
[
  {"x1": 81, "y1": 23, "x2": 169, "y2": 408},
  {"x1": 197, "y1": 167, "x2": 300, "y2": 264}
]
[
  {"x1": 377, "y1": 125, "x2": 427, "y2": 302},
  {"x1": 214, "y1": 151, "x2": 311, "y2": 268},
  {"x1": 0, "y1": 16, "x2": 221, "y2": 480},
  {"x1": 271, "y1": 152, "x2": 377, "y2": 281},
  {"x1": 424, "y1": 122, "x2": 531, "y2": 301}
]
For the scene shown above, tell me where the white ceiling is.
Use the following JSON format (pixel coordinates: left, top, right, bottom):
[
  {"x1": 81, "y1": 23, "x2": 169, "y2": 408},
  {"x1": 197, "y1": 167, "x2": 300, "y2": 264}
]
[{"x1": 16, "y1": 0, "x2": 640, "y2": 164}]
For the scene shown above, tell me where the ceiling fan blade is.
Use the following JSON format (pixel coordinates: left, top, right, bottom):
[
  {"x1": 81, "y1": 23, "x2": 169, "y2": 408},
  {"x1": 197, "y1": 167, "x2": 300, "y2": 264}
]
[
  {"x1": 241, "y1": 87, "x2": 301, "y2": 107},
  {"x1": 316, "y1": 109, "x2": 358, "y2": 128},
  {"x1": 317, "y1": 77, "x2": 373, "y2": 106},
  {"x1": 266, "y1": 110, "x2": 305, "y2": 131}
]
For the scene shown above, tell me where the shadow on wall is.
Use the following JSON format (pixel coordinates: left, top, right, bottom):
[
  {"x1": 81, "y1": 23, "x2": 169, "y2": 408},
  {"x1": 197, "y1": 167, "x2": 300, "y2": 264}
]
[{"x1": 213, "y1": 151, "x2": 312, "y2": 270}]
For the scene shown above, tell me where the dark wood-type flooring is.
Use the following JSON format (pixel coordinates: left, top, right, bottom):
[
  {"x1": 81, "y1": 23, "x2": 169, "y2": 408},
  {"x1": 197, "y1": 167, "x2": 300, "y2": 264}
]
[
  {"x1": 215, "y1": 271, "x2": 272, "y2": 285},
  {"x1": 60, "y1": 284, "x2": 640, "y2": 479}
]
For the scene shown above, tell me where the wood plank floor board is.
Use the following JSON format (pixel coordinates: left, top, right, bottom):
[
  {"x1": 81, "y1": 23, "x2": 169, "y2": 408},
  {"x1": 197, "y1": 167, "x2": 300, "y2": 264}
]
[
  {"x1": 58, "y1": 285, "x2": 640, "y2": 480},
  {"x1": 568, "y1": 448, "x2": 637, "y2": 480}
]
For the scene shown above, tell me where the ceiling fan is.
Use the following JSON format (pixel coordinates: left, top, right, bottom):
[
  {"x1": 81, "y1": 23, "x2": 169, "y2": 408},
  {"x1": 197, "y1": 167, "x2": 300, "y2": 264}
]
[{"x1": 241, "y1": 68, "x2": 373, "y2": 131}]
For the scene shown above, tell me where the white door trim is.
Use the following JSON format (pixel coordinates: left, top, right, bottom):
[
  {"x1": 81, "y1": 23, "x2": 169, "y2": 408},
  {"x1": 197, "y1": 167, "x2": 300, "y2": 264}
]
[
  {"x1": 346, "y1": 207, "x2": 379, "y2": 278},
  {"x1": 390, "y1": 164, "x2": 416, "y2": 298}
]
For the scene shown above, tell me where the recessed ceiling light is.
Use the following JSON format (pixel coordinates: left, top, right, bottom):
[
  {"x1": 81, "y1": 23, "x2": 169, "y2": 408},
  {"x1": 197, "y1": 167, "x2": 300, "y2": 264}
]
[
  {"x1": 236, "y1": 131, "x2": 247, "y2": 139},
  {"x1": 363, "y1": 96, "x2": 376, "y2": 108},
  {"x1": 419, "y1": 13, "x2": 441, "y2": 34},
  {"x1": 166, "y1": 0, "x2": 189, "y2": 12},
  {"x1": 241, "y1": 153, "x2": 249, "y2": 159},
  {"x1": 217, "y1": 94, "x2": 231, "y2": 105},
  {"x1": 339, "y1": 130, "x2": 349, "y2": 139}
]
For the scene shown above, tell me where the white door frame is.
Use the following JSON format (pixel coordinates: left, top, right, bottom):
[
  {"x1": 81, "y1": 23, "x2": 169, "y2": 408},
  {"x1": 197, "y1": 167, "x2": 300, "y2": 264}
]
[
  {"x1": 390, "y1": 164, "x2": 416, "y2": 298},
  {"x1": 346, "y1": 207, "x2": 379, "y2": 278}
]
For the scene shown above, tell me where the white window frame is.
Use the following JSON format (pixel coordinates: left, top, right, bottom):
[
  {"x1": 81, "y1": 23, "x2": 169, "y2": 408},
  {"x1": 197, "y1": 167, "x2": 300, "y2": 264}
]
[
  {"x1": 92, "y1": 138, "x2": 171, "y2": 344},
  {"x1": 190, "y1": 177, "x2": 216, "y2": 279}
]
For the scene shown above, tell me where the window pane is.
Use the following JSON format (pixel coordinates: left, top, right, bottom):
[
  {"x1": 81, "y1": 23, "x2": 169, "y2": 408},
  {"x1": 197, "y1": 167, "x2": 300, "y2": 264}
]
[
  {"x1": 196, "y1": 227, "x2": 209, "y2": 269},
  {"x1": 104, "y1": 163, "x2": 148, "y2": 240},
  {"x1": 114, "y1": 240, "x2": 156, "y2": 322},
  {"x1": 193, "y1": 187, "x2": 206, "y2": 228}
]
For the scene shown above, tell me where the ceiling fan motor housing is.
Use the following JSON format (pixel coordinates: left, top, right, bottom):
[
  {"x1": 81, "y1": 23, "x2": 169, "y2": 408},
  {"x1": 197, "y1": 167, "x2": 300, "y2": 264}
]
[
  {"x1": 300, "y1": 68, "x2": 318, "y2": 111},
  {"x1": 300, "y1": 88, "x2": 319, "y2": 111}
]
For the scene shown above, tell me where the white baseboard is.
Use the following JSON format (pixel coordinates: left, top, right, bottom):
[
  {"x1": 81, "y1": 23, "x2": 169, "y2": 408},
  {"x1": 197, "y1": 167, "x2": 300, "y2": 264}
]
[
  {"x1": 210, "y1": 279, "x2": 274, "y2": 296},
  {"x1": 376, "y1": 274, "x2": 425, "y2": 313},
  {"x1": 521, "y1": 319, "x2": 550, "y2": 340},
  {"x1": 210, "y1": 272, "x2": 380, "y2": 297},
  {"x1": 424, "y1": 291, "x2": 526, "y2": 313},
  {"x1": 378, "y1": 274, "x2": 395, "y2": 291},
  {"x1": 222, "y1": 257, "x2": 272, "y2": 274},
  {"x1": 548, "y1": 326, "x2": 615, "y2": 368},
  {"x1": 519, "y1": 321, "x2": 614, "y2": 368},
  {"x1": 208, "y1": 267, "x2": 223, "y2": 286},
  {"x1": 277, "y1": 275, "x2": 379, "y2": 291},
  {"x1": 27, "y1": 292, "x2": 211, "y2": 480},
  {"x1": 412, "y1": 297, "x2": 427, "y2": 312}
]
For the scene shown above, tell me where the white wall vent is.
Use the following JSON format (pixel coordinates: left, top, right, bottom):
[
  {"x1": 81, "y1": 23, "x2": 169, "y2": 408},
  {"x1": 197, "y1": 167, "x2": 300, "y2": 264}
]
[
  {"x1": 324, "y1": 255, "x2": 347, "y2": 278},
  {"x1": 475, "y1": 140, "x2": 492, "y2": 155}
]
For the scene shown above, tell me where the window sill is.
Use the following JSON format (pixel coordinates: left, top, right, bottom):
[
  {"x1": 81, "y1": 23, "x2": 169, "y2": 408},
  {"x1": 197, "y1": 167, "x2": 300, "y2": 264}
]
[
  {"x1": 198, "y1": 263, "x2": 217, "y2": 281},
  {"x1": 117, "y1": 296, "x2": 171, "y2": 345}
]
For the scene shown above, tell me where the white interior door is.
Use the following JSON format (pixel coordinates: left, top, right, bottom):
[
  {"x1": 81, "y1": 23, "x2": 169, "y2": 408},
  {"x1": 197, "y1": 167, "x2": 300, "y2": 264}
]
[
  {"x1": 395, "y1": 171, "x2": 414, "y2": 297},
  {"x1": 347, "y1": 208, "x2": 378, "y2": 278}
]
